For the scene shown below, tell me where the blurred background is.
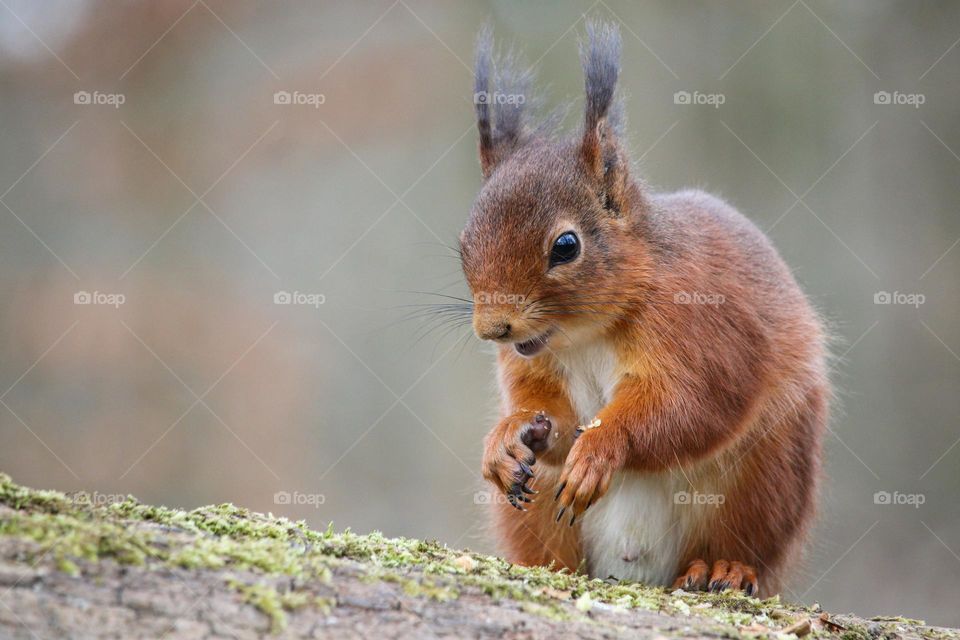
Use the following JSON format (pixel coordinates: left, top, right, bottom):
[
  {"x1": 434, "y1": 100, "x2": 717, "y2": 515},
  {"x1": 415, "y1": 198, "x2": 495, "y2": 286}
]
[{"x1": 0, "y1": 0, "x2": 957, "y2": 625}]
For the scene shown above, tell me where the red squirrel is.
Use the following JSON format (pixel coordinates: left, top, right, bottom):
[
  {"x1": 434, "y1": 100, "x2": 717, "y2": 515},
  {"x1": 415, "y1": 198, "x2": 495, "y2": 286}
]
[{"x1": 459, "y1": 22, "x2": 828, "y2": 596}]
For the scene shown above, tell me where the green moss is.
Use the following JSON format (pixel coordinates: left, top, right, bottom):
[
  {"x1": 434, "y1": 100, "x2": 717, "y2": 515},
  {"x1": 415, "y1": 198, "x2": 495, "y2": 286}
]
[
  {"x1": 1, "y1": 473, "x2": 947, "y2": 639},
  {"x1": 838, "y1": 628, "x2": 871, "y2": 640},
  {"x1": 521, "y1": 601, "x2": 574, "y2": 622},
  {"x1": 0, "y1": 473, "x2": 790, "y2": 627},
  {"x1": 872, "y1": 616, "x2": 925, "y2": 625},
  {"x1": 227, "y1": 579, "x2": 323, "y2": 633},
  {"x1": 401, "y1": 577, "x2": 459, "y2": 601},
  {"x1": 919, "y1": 627, "x2": 960, "y2": 640}
]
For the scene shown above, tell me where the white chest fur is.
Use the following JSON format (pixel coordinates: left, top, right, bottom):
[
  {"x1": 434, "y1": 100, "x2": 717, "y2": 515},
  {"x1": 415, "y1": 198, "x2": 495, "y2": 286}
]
[
  {"x1": 554, "y1": 341, "x2": 618, "y2": 424},
  {"x1": 553, "y1": 341, "x2": 685, "y2": 585}
]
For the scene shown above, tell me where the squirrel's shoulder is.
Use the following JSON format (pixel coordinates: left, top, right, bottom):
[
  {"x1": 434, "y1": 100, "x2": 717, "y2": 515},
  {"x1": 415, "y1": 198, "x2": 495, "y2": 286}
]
[
  {"x1": 649, "y1": 188, "x2": 750, "y2": 229},
  {"x1": 646, "y1": 188, "x2": 770, "y2": 247},
  {"x1": 642, "y1": 188, "x2": 790, "y2": 281}
]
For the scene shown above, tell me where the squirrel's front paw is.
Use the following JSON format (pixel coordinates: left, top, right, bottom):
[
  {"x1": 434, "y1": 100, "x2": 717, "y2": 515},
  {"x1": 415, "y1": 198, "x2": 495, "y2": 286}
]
[
  {"x1": 482, "y1": 412, "x2": 552, "y2": 511},
  {"x1": 554, "y1": 426, "x2": 622, "y2": 525}
]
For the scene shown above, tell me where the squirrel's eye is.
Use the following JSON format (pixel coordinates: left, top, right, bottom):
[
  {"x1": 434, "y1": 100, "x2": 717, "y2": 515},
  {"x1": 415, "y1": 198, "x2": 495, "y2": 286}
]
[{"x1": 549, "y1": 231, "x2": 580, "y2": 267}]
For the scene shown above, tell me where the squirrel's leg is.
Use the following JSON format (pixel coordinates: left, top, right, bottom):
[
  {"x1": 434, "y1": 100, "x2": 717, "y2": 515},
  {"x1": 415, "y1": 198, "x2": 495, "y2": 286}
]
[
  {"x1": 489, "y1": 461, "x2": 582, "y2": 571},
  {"x1": 484, "y1": 410, "x2": 582, "y2": 570},
  {"x1": 484, "y1": 354, "x2": 581, "y2": 569},
  {"x1": 552, "y1": 377, "x2": 660, "y2": 521},
  {"x1": 673, "y1": 384, "x2": 828, "y2": 596},
  {"x1": 555, "y1": 367, "x2": 762, "y2": 523}
]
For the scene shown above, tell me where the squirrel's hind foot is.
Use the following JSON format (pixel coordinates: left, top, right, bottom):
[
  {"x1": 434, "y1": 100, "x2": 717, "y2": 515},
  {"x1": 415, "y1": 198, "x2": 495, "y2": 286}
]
[{"x1": 672, "y1": 559, "x2": 759, "y2": 596}]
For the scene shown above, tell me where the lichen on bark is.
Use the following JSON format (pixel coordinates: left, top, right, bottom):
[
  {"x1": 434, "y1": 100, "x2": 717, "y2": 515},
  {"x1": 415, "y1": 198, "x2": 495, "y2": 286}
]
[{"x1": 0, "y1": 474, "x2": 954, "y2": 639}]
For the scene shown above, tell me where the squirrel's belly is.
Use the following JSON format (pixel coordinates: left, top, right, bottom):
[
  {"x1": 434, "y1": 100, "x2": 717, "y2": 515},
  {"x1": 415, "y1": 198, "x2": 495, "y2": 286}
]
[{"x1": 580, "y1": 471, "x2": 686, "y2": 585}]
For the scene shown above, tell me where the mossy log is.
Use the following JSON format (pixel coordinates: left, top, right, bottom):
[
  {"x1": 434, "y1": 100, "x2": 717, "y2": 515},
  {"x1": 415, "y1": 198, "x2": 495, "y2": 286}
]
[{"x1": 0, "y1": 475, "x2": 954, "y2": 640}]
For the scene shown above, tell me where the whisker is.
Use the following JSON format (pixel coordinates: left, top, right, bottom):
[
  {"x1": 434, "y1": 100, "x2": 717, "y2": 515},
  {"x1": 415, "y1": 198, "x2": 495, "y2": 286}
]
[{"x1": 396, "y1": 290, "x2": 475, "y2": 305}]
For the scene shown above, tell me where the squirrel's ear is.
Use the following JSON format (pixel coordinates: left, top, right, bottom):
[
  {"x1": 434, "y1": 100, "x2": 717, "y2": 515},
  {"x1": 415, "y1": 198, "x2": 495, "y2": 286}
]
[
  {"x1": 579, "y1": 21, "x2": 628, "y2": 214},
  {"x1": 474, "y1": 25, "x2": 533, "y2": 179}
]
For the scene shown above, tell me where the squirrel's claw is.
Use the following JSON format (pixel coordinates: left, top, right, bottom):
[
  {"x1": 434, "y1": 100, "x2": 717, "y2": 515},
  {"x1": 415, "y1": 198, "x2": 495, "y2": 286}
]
[
  {"x1": 504, "y1": 454, "x2": 537, "y2": 509},
  {"x1": 506, "y1": 488, "x2": 533, "y2": 508},
  {"x1": 506, "y1": 492, "x2": 528, "y2": 511},
  {"x1": 554, "y1": 452, "x2": 613, "y2": 524},
  {"x1": 518, "y1": 461, "x2": 535, "y2": 478},
  {"x1": 673, "y1": 559, "x2": 759, "y2": 596}
]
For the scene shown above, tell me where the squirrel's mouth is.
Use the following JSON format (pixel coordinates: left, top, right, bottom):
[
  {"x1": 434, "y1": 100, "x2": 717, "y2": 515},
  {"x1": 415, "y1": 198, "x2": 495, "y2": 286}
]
[{"x1": 514, "y1": 330, "x2": 553, "y2": 357}]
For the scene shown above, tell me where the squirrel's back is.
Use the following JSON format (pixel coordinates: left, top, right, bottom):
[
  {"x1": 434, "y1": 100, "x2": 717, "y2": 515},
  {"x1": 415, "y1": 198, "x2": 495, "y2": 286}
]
[{"x1": 648, "y1": 188, "x2": 828, "y2": 378}]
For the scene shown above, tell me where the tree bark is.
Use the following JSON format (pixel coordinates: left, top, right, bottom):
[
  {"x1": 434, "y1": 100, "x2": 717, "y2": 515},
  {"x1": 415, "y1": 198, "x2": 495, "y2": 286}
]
[{"x1": 0, "y1": 477, "x2": 954, "y2": 640}]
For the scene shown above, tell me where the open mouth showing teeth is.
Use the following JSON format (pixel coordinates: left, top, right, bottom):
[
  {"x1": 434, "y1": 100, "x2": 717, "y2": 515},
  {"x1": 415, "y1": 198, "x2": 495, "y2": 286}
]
[{"x1": 514, "y1": 330, "x2": 553, "y2": 357}]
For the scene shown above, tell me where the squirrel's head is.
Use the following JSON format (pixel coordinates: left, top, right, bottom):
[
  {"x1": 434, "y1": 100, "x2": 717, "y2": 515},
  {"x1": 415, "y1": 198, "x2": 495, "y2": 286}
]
[{"x1": 460, "y1": 21, "x2": 650, "y2": 358}]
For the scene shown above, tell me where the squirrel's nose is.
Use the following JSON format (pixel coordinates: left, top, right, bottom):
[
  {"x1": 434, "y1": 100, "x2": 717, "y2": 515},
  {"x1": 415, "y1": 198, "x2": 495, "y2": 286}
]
[{"x1": 475, "y1": 319, "x2": 512, "y2": 341}]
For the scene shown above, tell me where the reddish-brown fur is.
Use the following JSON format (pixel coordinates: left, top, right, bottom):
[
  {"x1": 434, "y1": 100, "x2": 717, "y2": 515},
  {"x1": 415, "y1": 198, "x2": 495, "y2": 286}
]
[{"x1": 461, "y1": 23, "x2": 827, "y2": 596}]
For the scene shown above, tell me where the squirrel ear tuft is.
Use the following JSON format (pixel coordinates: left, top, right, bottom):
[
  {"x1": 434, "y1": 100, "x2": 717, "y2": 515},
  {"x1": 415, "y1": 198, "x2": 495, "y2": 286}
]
[
  {"x1": 474, "y1": 25, "x2": 496, "y2": 177},
  {"x1": 579, "y1": 20, "x2": 628, "y2": 214},
  {"x1": 474, "y1": 25, "x2": 534, "y2": 179}
]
